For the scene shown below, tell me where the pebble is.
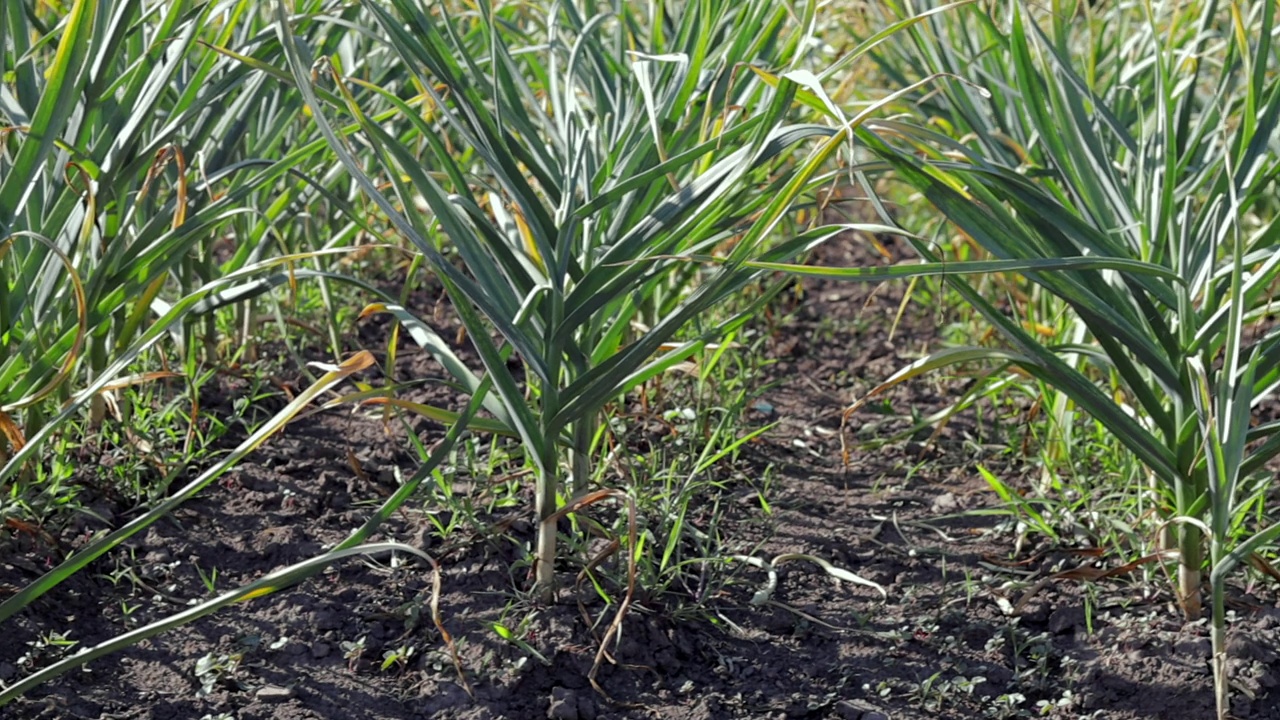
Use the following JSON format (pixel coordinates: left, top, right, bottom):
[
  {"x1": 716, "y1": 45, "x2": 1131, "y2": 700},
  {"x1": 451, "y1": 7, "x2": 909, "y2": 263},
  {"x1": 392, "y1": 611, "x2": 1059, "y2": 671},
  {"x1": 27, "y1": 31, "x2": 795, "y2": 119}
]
[
  {"x1": 0, "y1": 662, "x2": 15, "y2": 681},
  {"x1": 142, "y1": 549, "x2": 171, "y2": 565},
  {"x1": 255, "y1": 685, "x2": 295, "y2": 703},
  {"x1": 836, "y1": 699, "x2": 884, "y2": 719},
  {"x1": 836, "y1": 702, "x2": 861, "y2": 720},
  {"x1": 930, "y1": 492, "x2": 958, "y2": 514},
  {"x1": 312, "y1": 642, "x2": 331, "y2": 659},
  {"x1": 547, "y1": 686, "x2": 579, "y2": 720}
]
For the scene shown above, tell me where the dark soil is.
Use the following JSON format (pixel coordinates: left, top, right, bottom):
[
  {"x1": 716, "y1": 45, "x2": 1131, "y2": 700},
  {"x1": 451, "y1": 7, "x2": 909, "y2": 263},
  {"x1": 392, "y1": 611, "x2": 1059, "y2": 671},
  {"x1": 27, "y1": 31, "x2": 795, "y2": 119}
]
[{"x1": 3, "y1": 231, "x2": 1279, "y2": 720}]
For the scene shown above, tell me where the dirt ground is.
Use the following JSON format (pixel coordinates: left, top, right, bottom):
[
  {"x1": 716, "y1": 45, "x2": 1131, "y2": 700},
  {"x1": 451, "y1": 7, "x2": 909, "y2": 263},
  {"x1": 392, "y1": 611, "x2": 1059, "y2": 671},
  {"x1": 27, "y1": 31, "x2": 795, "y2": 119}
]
[{"x1": 2, "y1": 231, "x2": 1278, "y2": 720}]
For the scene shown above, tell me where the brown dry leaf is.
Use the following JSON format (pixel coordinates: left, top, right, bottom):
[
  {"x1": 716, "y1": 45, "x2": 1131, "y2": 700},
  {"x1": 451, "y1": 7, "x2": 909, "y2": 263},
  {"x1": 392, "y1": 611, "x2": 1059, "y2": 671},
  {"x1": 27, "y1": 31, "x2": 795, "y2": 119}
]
[
  {"x1": 1014, "y1": 549, "x2": 1178, "y2": 613},
  {"x1": 1248, "y1": 553, "x2": 1280, "y2": 583},
  {"x1": 0, "y1": 411, "x2": 26, "y2": 453}
]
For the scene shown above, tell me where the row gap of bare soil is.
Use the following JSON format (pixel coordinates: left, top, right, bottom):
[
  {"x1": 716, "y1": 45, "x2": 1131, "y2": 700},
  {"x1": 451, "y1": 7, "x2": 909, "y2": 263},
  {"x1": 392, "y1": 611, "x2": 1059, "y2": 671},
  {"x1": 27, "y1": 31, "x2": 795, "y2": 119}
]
[{"x1": 3, "y1": 231, "x2": 1279, "y2": 720}]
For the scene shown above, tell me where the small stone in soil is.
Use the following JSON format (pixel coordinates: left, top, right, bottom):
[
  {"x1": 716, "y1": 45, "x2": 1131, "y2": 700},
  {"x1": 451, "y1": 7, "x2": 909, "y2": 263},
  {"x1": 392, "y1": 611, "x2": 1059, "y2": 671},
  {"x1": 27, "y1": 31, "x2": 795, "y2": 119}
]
[
  {"x1": 255, "y1": 685, "x2": 295, "y2": 703},
  {"x1": 311, "y1": 642, "x2": 331, "y2": 658},
  {"x1": 142, "y1": 549, "x2": 171, "y2": 565},
  {"x1": 930, "y1": 492, "x2": 958, "y2": 514},
  {"x1": 547, "y1": 686, "x2": 579, "y2": 720},
  {"x1": 751, "y1": 400, "x2": 776, "y2": 417},
  {"x1": 837, "y1": 699, "x2": 884, "y2": 720}
]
